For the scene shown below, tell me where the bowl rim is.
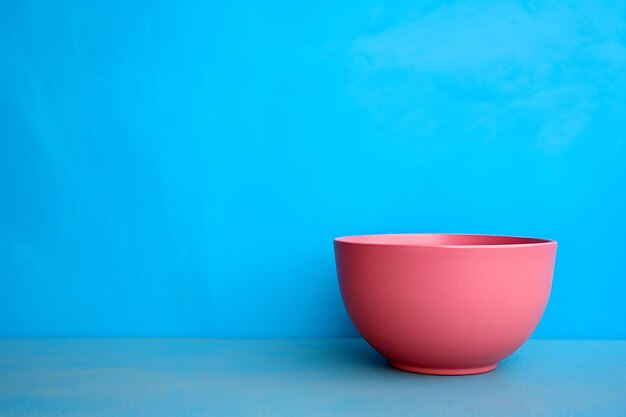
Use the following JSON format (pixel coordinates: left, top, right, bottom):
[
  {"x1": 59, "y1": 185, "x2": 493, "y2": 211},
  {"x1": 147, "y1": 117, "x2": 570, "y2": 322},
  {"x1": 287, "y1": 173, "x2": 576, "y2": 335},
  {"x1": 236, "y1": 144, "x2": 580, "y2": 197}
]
[{"x1": 333, "y1": 233, "x2": 557, "y2": 249}]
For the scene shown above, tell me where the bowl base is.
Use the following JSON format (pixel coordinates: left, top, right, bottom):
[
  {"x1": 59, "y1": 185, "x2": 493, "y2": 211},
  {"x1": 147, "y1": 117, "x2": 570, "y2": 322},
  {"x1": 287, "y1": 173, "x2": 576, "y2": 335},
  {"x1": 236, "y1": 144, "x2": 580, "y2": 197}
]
[{"x1": 389, "y1": 361, "x2": 497, "y2": 376}]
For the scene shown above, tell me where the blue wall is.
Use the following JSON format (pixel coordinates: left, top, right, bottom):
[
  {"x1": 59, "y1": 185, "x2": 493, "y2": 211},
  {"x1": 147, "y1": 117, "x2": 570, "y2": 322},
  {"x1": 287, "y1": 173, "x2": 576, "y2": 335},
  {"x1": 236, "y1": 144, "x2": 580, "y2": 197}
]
[{"x1": 1, "y1": 0, "x2": 625, "y2": 338}]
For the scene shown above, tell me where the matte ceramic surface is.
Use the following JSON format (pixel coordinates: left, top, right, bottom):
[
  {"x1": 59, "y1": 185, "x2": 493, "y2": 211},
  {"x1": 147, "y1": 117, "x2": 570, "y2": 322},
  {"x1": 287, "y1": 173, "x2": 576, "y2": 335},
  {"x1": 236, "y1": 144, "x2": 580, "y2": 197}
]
[{"x1": 334, "y1": 234, "x2": 557, "y2": 375}]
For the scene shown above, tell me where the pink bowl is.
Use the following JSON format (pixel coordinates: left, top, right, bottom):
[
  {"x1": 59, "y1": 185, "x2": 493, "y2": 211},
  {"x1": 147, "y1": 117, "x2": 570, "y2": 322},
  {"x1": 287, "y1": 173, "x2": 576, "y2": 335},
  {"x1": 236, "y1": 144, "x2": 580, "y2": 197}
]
[{"x1": 334, "y1": 234, "x2": 557, "y2": 375}]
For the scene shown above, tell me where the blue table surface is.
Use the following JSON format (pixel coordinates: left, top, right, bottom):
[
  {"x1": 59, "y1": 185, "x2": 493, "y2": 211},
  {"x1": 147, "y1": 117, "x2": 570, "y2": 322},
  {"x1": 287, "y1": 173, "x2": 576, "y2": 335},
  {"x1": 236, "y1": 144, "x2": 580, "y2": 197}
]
[{"x1": 1, "y1": 339, "x2": 625, "y2": 416}]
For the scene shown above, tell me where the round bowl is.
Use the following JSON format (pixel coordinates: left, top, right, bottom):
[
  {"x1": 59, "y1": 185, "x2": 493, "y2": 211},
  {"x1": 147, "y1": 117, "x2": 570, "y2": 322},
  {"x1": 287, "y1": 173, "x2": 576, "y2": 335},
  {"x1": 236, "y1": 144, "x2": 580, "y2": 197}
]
[{"x1": 334, "y1": 233, "x2": 557, "y2": 375}]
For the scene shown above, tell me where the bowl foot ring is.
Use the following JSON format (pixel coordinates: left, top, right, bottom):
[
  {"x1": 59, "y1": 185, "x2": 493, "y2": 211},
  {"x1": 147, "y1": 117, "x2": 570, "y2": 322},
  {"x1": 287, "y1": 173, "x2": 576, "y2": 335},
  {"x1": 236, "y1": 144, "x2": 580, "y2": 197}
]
[{"x1": 389, "y1": 361, "x2": 497, "y2": 375}]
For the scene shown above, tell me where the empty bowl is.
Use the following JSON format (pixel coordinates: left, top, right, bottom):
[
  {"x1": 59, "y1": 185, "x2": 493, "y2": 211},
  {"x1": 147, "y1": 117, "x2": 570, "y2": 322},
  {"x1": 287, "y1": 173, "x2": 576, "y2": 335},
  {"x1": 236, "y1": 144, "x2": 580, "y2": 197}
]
[{"x1": 334, "y1": 234, "x2": 557, "y2": 375}]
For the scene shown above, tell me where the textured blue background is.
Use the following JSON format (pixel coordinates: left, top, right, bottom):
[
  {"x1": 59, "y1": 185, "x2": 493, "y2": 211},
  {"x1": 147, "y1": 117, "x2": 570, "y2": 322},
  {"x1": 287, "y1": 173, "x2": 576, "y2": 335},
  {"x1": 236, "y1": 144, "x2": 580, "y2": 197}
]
[{"x1": 1, "y1": 0, "x2": 625, "y2": 338}]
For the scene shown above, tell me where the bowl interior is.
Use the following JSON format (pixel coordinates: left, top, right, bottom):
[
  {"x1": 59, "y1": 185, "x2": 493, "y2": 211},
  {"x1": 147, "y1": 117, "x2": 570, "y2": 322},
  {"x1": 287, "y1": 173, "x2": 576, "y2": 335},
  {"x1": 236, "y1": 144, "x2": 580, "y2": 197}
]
[{"x1": 334, "y1": 233, "x2": 554, "y2": 247}]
